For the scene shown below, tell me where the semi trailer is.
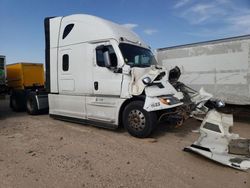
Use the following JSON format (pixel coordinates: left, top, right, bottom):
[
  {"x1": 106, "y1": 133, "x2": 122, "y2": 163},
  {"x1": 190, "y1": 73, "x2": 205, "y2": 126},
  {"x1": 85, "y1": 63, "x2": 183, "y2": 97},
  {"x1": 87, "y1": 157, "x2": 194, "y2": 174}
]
[{"x1": 156, "y1": 35, "x2": 250, "y2": 105}]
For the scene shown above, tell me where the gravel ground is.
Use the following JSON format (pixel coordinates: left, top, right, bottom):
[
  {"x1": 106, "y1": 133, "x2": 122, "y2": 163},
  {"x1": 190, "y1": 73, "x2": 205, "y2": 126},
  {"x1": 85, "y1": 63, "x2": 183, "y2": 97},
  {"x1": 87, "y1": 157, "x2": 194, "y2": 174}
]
[{"x1": 0, "y1": 97, "x2": 249, "y2": 188}]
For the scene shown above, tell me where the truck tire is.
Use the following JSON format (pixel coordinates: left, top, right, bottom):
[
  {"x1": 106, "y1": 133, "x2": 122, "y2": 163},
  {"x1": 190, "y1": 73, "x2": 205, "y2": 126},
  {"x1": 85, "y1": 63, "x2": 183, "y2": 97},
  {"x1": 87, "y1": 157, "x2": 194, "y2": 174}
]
[
  {"x1": 26, "y1": 92, "x2": 39, "y2": 115},
  {"x1": 123, "y1": 100, "x2": 157, "y2": 138},
  {"x1": 10, "y1": 90, "x2": 26, "y2": 112}
]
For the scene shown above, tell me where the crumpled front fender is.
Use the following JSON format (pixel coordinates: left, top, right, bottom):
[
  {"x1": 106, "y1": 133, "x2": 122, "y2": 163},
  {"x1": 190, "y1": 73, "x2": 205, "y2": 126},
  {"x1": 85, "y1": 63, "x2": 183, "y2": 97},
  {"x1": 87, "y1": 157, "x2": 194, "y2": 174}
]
[{"x1": 130, "y1": 66, "x2": 167, "y2": 96}]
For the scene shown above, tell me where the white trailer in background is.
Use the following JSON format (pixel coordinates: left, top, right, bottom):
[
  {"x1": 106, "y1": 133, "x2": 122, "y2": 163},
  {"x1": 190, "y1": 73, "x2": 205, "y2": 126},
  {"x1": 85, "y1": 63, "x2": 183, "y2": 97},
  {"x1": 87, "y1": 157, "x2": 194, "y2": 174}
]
[{"x1": 156, "y1": 35, "x2": 250, "y2": 105}]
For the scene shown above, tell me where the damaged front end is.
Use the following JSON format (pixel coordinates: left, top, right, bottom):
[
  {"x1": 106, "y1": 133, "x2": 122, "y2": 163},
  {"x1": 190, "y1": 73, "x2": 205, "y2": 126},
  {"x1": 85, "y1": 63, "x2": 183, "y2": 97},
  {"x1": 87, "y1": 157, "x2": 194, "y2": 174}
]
[
  {"x1": 129, "y1": 65, "x2": 225, "y2": 127},
  {"x1": 166, "y1": 67, "x2": 250, "y2": 170},
  {"x1": 129, "y1": 66, "x2": 184, "y2": 109},
  {"x1": 129, "y1": 65, "x2": 186, "y2": 125},
  {"x1": 129, "y1": 65, "x2": 229, "y2": 130},
  {"x1": 184, "y1": 110, "x2": 250, "y2": 171},
  {"x1": 168, "y1": 66, "x2": 225, "y2": 120}
]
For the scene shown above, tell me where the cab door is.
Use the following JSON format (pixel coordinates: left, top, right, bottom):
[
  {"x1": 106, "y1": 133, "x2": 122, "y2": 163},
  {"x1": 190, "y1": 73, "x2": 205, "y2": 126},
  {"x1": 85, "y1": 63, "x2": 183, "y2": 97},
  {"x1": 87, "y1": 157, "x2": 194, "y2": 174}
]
[
  {"x1": 86, "y1": 42, "x2": 123, "y2": 123},
  {"x1": 92, "y1": 42, "x2": 122, "y2": 96}
]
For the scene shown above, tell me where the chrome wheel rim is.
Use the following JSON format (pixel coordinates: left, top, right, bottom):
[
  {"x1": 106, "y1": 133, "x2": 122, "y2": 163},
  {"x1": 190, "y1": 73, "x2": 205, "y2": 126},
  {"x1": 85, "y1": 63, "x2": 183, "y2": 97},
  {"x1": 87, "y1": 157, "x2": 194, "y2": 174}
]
[{"x1": 128, "y1": 109, "x2": 146, "y2": 130}]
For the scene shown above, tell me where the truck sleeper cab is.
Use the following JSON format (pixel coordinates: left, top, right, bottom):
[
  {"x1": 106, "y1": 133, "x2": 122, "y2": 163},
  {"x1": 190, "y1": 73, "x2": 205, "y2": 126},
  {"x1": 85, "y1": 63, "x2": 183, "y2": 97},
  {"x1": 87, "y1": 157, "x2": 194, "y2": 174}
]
[{"x1": 44, "y1": 14, "x2": 184, "y2": 138}]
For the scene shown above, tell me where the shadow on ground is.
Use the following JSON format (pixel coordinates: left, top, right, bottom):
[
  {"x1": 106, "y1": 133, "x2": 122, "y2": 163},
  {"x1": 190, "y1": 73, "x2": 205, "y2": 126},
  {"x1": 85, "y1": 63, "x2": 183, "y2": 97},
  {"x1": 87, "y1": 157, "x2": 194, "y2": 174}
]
[
  {"x1": 0, "y1": 97, "x2": 27, "y2": 120},
  {"x1": 152, "y1": 118, "x2": 201, "y2": 138}
]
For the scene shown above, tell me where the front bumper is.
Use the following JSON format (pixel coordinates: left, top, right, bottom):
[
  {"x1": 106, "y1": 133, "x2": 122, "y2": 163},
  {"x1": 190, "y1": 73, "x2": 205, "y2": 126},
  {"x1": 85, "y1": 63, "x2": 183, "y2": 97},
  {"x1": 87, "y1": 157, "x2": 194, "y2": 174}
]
[{"x1": 143, "y1": 95, "x2": 183, "y2": 112}]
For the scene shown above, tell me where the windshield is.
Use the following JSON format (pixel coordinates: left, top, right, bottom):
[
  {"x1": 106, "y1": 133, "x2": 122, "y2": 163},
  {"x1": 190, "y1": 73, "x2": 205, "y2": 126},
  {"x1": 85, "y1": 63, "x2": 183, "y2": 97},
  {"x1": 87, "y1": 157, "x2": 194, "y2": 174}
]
[{"x1": 119, "y1": 43, "x2": 157, "y2": 67}]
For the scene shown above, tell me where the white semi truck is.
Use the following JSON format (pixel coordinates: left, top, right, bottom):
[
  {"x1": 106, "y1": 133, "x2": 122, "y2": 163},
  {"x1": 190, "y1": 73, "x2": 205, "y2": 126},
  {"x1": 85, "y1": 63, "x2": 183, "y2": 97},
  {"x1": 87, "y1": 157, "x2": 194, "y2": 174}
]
[
  {"x1": 156, "y1": 35, "x2": 250, "y2": 105},
  {"x1": 28, "y1": 14, "x2": 221, "y2": 138},
  {"x1": 43, "y1": 14, "x2": 188, "y2": 138}
]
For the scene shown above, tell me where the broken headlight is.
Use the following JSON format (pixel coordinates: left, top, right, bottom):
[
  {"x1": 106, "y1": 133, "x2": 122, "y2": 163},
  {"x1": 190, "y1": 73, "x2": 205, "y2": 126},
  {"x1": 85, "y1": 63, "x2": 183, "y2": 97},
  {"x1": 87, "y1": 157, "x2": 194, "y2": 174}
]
[
  {"x1": 142, "y1": 77, "x2": 152, "y2": 85},
  {"x1": 216, "y1": 100, "x2": 225, "y2": 108},
  {"x1": 159, "y1": 96, "x2": 180, "y2": 105}
]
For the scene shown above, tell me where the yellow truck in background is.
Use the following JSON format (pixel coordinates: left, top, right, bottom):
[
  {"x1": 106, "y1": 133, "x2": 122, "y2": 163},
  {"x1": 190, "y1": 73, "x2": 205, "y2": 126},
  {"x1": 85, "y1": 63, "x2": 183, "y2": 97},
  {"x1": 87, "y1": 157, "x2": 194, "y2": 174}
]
[
  {"x1": 7, "y1": 63, "x2": 45, "y2": 89},
  {"x1": 6, "y1": 63, "x2": 48, "y2": 114}
]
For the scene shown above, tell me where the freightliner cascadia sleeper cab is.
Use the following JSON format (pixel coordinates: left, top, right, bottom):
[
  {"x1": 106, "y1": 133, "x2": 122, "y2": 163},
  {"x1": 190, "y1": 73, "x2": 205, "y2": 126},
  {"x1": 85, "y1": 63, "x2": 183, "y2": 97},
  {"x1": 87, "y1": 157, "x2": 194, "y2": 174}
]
[{"x1": 35, "y1": 14, "x2": 185, "y2": 137}]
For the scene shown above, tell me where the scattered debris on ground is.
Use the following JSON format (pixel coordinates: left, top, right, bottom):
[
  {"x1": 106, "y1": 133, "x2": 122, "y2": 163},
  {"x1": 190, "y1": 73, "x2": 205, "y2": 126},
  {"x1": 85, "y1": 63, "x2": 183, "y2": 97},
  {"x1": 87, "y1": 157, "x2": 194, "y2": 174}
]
[
  {"x1": 0, "y1": 99, "x2": 250, "y2": 187},
  {"x1": 185, "y1": 110, "x2": 250, "y2": 171}
]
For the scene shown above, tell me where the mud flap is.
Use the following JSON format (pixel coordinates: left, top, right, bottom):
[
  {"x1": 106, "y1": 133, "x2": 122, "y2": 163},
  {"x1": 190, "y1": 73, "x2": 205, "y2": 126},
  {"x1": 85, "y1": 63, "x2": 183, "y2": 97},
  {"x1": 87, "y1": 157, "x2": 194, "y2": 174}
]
[{"x1": 184, "y1": 110, "x2": 250, "y2": 171}]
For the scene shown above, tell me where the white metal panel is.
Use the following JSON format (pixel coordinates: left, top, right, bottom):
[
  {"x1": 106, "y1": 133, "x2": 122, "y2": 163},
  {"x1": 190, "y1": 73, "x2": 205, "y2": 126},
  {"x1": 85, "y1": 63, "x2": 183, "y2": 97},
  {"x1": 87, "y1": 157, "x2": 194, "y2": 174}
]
[
  {"x1": 216, "y1": 72, "x2": 247, "y2": 84},
  {"x1": 49, "y1": 17, "x2": 62, "y2": 93},
  {"x1": 185, "y1": 110, "x2": 250, "y2": 171},
  {"x1": 157, "y1": 37, "x2": 250, "y2": 104},
  {"x1": 49, "y1": 94, "x2": 86, "y2": 119},
  {"x1": 93, "y1": 67, "x2": 122, "y2": 95},
  {"x1": 86, "y1": 96, "x2": 125, "y2": 125},
  {"x1": 57, "y1": 14, "x2": 148, "y2": 49},
  {"x1": 61, "y1": 79, "x2": 75, "y2": 91},
  {"x1": 169, "y1": 51, "x2": 247, "y2": 70},
  {"x1": 92, "y1": 41, "x2": 123, "y2": 96},
  {"x1": 50, "y1": 48, "x2": 58, "y2": 93},
  {"x1": 50, "y1": 17, "x2": 62, "y2": 48},
  {"x1": 58, "y1": 43, "x2": 93, "y2": 95}
]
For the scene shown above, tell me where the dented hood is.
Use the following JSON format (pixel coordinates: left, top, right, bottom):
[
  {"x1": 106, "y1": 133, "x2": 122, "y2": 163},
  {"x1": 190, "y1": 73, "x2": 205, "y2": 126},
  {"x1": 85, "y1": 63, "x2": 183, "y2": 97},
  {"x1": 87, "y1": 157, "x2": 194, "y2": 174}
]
[{"x1": 129, "y1": 65, "x2": 180, "y2": 97}]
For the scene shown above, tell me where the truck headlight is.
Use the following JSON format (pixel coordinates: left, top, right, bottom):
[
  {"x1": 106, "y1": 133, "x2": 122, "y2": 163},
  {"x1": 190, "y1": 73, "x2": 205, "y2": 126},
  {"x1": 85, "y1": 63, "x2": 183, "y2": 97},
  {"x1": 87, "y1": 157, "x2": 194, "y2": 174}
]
[
  {"x1": 142, "y1": 77, "x2": 152, "y2": 85},
  {"x1": 160, "y1": 98, "x2": 171, "y2": 105},
  {"x1": 216, "y1": 100, "x2": 225, "y2": 108},
  {"x1": 159, "y1": 96, "x2": 180, "y2": 105}
]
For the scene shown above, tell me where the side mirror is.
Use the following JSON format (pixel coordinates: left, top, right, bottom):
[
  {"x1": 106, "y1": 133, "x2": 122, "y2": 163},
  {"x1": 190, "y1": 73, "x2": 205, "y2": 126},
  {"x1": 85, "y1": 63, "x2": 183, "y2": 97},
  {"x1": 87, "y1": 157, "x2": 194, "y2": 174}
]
[
  {"x1": 103, "y1": 51, "x2": 111, "y2": 68},
  {"x1": 96, "y1": 45, "x2": 118, "y2": 69}
]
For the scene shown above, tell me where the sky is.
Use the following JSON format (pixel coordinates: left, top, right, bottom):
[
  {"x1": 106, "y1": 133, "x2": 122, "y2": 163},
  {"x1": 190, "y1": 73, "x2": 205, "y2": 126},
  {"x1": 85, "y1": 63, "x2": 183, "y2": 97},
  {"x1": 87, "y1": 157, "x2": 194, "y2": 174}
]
[{"x1": 0, "y1": 0, "x2": 250, "y2": 64}]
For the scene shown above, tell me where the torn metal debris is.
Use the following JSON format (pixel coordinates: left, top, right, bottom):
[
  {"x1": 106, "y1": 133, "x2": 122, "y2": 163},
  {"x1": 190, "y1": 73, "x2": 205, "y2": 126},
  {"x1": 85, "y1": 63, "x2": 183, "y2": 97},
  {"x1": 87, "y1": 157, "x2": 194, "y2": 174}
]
[{"x1": 184, "y1": 110, "x2": 250, "y2": 171}]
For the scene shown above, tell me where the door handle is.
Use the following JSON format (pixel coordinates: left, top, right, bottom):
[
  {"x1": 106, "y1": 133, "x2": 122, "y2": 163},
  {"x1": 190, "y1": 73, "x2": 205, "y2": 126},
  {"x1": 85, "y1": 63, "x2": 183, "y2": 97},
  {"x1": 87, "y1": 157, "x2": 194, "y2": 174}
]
[{"x1": 94, "y1": 81, "x2": 98, "y2": 90}]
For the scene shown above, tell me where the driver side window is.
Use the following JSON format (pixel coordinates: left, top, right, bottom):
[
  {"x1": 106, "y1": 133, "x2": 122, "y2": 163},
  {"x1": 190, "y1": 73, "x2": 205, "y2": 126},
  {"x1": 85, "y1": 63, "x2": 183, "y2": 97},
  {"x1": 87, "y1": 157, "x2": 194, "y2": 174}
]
[{"x1": 96, "y1": 45, "x2": 117, "y2": 67}]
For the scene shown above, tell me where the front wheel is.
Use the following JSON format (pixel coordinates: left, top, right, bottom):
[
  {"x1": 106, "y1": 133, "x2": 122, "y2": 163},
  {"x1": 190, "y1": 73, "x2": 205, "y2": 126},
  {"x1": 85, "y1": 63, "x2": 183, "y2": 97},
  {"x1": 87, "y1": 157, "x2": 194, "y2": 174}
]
[{"x1": 123, "y1": 101, "x2": 157, "y2": 138}]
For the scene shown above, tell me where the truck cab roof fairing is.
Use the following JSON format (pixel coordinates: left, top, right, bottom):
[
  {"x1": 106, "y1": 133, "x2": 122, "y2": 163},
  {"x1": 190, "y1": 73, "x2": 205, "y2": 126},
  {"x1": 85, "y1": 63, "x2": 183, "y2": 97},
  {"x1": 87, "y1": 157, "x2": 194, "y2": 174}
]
[{"x1": 57, "y1": 14, "x2": 148, "y2": 48}]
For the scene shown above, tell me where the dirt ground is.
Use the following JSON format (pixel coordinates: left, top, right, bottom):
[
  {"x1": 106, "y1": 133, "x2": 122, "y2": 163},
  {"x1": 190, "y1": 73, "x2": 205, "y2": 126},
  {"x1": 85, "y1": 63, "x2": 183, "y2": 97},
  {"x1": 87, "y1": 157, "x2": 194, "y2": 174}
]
[{"x1": 0, "y1": 97, "x2": 249, "y2": 188}]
